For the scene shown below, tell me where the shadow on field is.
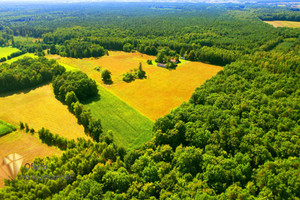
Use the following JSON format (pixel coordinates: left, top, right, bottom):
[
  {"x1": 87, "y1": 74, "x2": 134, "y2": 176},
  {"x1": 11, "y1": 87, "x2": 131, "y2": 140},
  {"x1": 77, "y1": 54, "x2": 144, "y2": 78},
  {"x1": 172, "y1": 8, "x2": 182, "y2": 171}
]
[
  {"x1": 82, "y1": 93, "x2": 101, "y2": 105},
  {"x1": 0, "y1": 82, "x2": 51, "y2": 98}
]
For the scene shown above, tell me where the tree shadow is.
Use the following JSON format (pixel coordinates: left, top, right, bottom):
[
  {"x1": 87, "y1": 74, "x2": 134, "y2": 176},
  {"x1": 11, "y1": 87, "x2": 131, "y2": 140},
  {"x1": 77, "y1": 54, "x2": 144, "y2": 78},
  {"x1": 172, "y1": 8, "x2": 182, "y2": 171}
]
[
  {"x1": 0, "y1": 82, "x2": 51, "y2": 98},
  {"x1": 103, "y1": 79, "x2": 114, "y2": 85},
  {"x1": 82, "y1": 93, "x2": 101, "y2": 105}
]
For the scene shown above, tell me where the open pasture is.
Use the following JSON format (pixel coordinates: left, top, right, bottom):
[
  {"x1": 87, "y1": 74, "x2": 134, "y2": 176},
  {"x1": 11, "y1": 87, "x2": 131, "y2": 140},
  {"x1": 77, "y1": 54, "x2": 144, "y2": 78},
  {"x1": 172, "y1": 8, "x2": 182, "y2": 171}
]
[
  {"x1": 0, "y1": 130, "x2": 61, "y2": 188},
  {"x1": 47, "y1": 51, "x2": 223, "y2": 120},
  {"x1": 0, "y1": 84, "x2": 87, "y2": 140},
  {"x1": 264, "y1": 20, "x2": 300, "y2": 28}
]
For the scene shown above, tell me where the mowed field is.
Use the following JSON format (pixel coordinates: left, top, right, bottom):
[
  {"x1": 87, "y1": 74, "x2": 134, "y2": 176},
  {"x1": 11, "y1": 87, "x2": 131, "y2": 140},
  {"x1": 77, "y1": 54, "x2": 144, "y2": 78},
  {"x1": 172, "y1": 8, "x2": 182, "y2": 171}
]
[
  {"x1": 0, "y1": 47, "x2": 20, "y2": 58},
  {"x1": 264, "y1": 21, "x2": 300, "y2": 28},
  {"x1": 84, "y1": 85, "x2": 153, "y2": 149},
  {"x1": 0, "y1": 84, "x2": 87, "y2": 140},
  {"x1": 0, "y1": 130, "x2": 61, "y2": 188},
  {"x1": 47, "y1": 51, "x2": 223, "y2": 120}
]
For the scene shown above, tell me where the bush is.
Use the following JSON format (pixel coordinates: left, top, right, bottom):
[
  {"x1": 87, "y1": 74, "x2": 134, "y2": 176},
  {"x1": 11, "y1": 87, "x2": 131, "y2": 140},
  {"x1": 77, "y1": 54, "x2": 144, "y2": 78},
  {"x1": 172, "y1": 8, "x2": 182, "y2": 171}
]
[
  {"x1": 123, "y1": 72, "x2": 136, "y2": 83},
  {"x1": 122, "y1": 63, "x2": 146, "y2": 83},
  {"x1": 101, "y1": 69, "x2": 113, "y2": 84}
]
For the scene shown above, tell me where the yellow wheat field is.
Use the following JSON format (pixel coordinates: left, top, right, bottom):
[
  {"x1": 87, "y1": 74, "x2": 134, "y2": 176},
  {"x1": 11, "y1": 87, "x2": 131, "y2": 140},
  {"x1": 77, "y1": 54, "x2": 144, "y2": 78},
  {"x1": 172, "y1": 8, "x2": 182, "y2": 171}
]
[
  {"x1": 264, "y1": 21, "x2": 300, "y2": 28},
  {"x1": 0, "y1": 84, "x2": 87, "y2": 140},
  {"x1": 0, "y1": 130, "x2": 62, "y2": 188},
  {"x1": 47, "y1": 51, "x2": 223, "y2": 120}
]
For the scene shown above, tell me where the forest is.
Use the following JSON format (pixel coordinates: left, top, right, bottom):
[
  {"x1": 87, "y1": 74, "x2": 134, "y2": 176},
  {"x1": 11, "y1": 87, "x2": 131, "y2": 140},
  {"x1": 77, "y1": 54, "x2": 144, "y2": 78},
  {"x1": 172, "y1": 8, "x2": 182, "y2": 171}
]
[{"x1": 0, "y1": 2, "x2": 299, "y2": 200}]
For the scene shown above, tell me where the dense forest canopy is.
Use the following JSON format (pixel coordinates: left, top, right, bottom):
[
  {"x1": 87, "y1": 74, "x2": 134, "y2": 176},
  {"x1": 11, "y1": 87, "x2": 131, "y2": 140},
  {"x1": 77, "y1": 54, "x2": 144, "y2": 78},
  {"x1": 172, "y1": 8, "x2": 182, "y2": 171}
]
[
  {"x1": 0, "y1": 2, "x2": 299, "y2": 200},
  {"x1": 1, "y1": 2, "x2": 299, "y2": 64}
]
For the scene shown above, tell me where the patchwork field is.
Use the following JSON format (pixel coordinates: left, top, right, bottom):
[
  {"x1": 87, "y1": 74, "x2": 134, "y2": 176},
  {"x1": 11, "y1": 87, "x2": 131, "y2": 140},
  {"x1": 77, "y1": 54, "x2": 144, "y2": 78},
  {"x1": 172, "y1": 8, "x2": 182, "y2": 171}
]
[
  {"x1": 0, "y1": 130, "x2": 61, "y2": 188},
  {"x1": 0, "y1": 120, "x2": 16, "y2": 137},
  {"x1": 47, "y1": 51, "x2": 223, "y2": 120},
  {"x1": 0, "y1": 84, "x2": 87, "y2": 140},
  {"x1": 0, "y1": 47, "x2": 20, "y2": 59},
  {"x1": 264, "y1": 20, "x2": 300, "y2": 28},
  {"x1": 84, "y1": 85, "x2": 153, "y2": 149}
]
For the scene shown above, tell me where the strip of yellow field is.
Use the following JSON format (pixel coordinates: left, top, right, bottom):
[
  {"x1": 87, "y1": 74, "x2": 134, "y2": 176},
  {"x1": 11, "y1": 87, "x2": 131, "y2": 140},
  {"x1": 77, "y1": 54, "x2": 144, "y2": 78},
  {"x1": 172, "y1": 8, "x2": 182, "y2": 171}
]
[
  {"x1": 47, "y1": 51, "x2": 223, "y2": 120},
  {"x1": 0, "y1": 84, "x2": 87, "y2": 140},
  {"x1": 264, "y1": 21, "x2": 300, "y2": 28},
  {"x1": 0, "y1": 130, "x2": 62, "y2": 188}
]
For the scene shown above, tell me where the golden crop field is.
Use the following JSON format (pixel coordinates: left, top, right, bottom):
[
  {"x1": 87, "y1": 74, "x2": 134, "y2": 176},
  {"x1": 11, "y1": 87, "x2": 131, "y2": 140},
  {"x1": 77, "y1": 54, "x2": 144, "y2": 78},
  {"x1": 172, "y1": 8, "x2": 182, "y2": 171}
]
[
  {"x1": 264, "y1": 20, "x2": 300, "y2": 28},
  {"x1": 0, "y1": 130, "x2": 61, "y2": 188},
  {"x1": 0, "y1": 84, "x2": 87, "y2": 140},
  {"x1": 47, "y1": 51, "x2": 223, "y2": 120}
]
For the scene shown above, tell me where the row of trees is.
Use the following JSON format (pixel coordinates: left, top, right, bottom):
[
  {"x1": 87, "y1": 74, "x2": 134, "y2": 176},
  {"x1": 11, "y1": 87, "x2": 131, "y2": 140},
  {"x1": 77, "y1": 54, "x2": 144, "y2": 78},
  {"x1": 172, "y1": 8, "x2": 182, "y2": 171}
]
[
  {"x1": 256, "y1": 9, "x2": 300, "y2": 21},
  {"x1": 52, "y1": 71, "x2": 103, "y2": 142},
  {"x1": 6, "y1": 50, "x2": 25, "y2": 60},
  {"x1": 0, "y1": 57, "x2": 65, "y2": 93},
  {"x1": 57, "y1": 40, "x2": 107, "y2": 58},
  {"x1": 38, "y1": 127, "x2": 76, "y2": 150},
  {"x1": 0, "y1": 57, "x2": 6, "y2": 62}
]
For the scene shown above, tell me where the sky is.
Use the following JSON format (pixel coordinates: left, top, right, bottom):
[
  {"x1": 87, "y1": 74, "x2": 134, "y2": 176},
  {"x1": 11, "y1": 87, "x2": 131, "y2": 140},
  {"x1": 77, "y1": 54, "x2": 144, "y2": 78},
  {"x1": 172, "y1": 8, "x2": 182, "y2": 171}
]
[{"x1": 0, "y1": 0, "x2": 248, "y2": 2}]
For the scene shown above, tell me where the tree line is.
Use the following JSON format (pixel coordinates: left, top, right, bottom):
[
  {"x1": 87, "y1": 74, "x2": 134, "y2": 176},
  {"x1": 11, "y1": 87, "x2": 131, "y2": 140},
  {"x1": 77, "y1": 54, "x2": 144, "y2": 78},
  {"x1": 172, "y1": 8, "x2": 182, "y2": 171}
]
[
  {"x1": 52, "y1": 71, "x2": 104, "y2": 142},
  {"x1": 0, "y1": 57, "x2": 65, "y2": 93}
]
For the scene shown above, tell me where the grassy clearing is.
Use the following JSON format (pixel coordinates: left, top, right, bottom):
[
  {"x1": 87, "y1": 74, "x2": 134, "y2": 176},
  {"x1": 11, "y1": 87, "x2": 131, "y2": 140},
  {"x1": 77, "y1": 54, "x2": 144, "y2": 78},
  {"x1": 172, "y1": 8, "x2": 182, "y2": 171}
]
[
  {"x1": 0, "y1": 47, "x2": 20, "y2": 59},
  {"x1": 0, "y1": 119, "x2": 16, "y2": 136},
  {"x1": 59, "y1": 62, "x2": 79, "y2": 72},
  {"x1": 264, "y1": 21, "x2": 300, "y2": 28},
  {"x1": 4, "y1": 53, "x2": 37, "y2": 64},
  {"x1": 0, "y1": 84, "x2": 87, "y2": 140},
  {"x1": 47, "y1": 51, "x2": 223, "y2": 120},
  {"x1": 0, "y1": 130, "x2": 61, "y2": 188},
  {"x1": 14, "y1": 36, "x2": 42, "y2": 43},
  {"x1": 84, "y1": 85, "x2": 153, "y2": 149}
]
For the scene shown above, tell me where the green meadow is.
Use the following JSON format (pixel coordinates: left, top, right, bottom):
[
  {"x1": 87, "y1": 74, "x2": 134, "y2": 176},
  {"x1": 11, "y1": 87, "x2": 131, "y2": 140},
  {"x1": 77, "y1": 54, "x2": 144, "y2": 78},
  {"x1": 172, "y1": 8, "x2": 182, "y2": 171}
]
[
  {"x1": 0, "y1": 119, "x2": 16, "y2": 137},
  {"x1": 84, "y1": 85, "x2": 154, "y2": 149},
  {"x1": 0, "y1": 47, "x2": 20, "y2": 58}
]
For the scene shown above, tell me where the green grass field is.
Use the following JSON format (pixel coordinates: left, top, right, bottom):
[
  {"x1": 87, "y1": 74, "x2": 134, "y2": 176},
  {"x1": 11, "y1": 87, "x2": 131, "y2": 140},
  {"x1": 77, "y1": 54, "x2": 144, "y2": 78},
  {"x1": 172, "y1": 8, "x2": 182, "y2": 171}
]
[
  {"x1": 58, "y1": 62, "x2": 80, "y2": 72},
  {"x1": 14, "y1": 36, "x2": 37, "y2": 43},
  {"x1": 5, "y1": 53, "x2": 37, "y2": 64},
  {"x1": 84, "y1": 85, "x2": 154, "y2": 149},
  {"x1": 0, "y1": 119, "x2": 16, "y2": 137},
  {"x1": 0, "y1": 47, "x2": 20, "y2": 59}
]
